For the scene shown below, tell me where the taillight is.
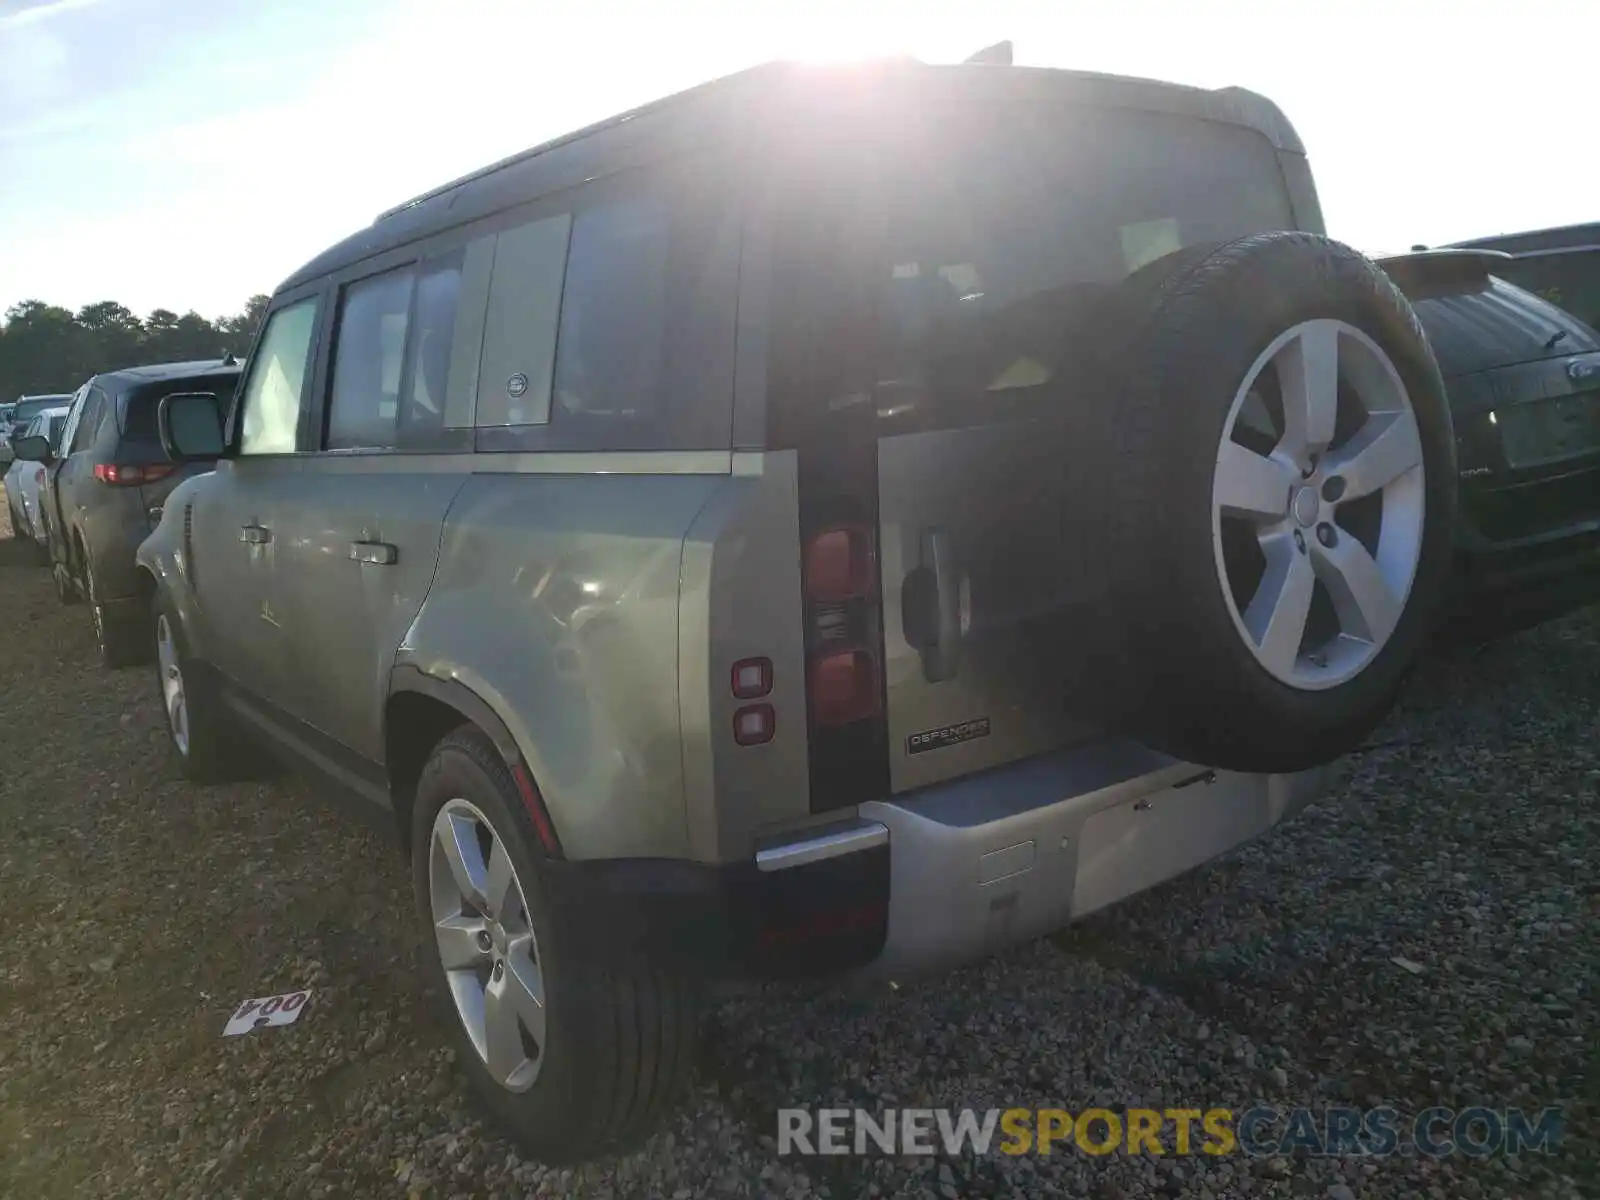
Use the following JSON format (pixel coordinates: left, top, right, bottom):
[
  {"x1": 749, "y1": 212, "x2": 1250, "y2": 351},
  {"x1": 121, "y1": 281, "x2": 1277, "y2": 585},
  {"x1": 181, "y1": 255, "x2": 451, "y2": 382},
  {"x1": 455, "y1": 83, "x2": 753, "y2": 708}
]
[
  {"x1": 809, "y1": 649, "x2": 879, "y2": 726},
  {"x1": 802, "y1": 524, "x2": 883, "y2": 729},
  {"x1": 95, "y1": 463, "x2": 176, "y2": 487},
  {"x1": 803, "y1": 525, "x2": 874, "y2": 601},
  {"x1": 33, "y1": 468, "x2": 44, "y2": 485}
]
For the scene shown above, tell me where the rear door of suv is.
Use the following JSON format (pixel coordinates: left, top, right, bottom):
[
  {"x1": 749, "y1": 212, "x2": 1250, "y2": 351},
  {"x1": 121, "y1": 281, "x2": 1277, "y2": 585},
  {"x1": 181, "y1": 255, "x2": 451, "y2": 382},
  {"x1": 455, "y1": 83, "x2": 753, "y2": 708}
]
[
  {"x1": 272, "y1": 246, "x2": 477, "y2": 767},
  {"x1": 764, "y1": 74, "x2": 1305, "y2": 801}
]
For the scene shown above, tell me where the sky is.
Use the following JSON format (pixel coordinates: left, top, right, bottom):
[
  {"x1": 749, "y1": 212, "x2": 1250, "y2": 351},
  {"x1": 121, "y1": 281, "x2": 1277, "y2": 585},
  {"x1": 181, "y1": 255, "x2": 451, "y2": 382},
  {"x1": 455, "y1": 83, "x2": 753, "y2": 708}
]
[{"x1": 1, "y1": 0, "x2": 1595, "y2": 320}]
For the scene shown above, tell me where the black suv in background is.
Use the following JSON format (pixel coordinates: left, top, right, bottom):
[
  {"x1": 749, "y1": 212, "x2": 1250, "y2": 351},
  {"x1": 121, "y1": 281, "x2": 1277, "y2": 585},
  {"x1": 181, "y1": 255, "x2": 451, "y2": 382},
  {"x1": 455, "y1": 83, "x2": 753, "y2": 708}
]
[
  {"x1": 1378, "y1": 248, "x2": 1600, "y2": 638},
  {"x1": 1445, "y1": 223, "x2": 1600, "y2": 335},
  {"x1": 15, "y1": 360, "x2": 240, "y2": 666}
]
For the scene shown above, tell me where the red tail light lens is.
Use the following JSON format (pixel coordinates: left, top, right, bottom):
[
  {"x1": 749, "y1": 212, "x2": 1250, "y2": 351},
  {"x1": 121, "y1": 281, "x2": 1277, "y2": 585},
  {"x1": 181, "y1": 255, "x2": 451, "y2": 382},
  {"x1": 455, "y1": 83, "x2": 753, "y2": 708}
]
[
  {"x1": 803, "y1": 525, "x2": 874, "y2": 601},
  {"x1": 809, "y1": 649, "x2": 880, "y2": 726},
  {"x1": 95, "y1": 463, "x2": 176, "y2": 487}
]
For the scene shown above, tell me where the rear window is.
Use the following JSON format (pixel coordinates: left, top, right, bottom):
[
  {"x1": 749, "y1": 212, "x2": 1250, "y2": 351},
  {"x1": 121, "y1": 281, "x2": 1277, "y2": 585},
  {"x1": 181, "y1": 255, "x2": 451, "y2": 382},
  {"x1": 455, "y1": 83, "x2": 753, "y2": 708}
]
[
  {"x1": 13, "y1": 397, "x2": 64, "y2": 422},
  {"x1": 120, "y1": 377, "x2": 237, "y2": 447},
  {"x1": 768, "y1": 97, "x2": 1293, "y2": 437}
]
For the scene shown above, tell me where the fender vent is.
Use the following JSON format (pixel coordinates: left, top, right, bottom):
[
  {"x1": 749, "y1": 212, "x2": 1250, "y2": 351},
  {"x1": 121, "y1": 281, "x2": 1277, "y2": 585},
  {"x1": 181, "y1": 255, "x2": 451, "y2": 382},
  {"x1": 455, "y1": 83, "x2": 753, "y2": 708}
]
[{"x1": 182, "y1": 502, "x2": 195, "y2": 586}]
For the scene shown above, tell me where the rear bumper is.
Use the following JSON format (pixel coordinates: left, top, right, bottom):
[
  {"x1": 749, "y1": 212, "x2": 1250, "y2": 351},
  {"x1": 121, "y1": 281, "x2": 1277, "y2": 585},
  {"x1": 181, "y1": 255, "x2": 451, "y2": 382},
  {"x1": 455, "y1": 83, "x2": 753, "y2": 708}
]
[
  {"x1": 1442, "y1": 532, "x2": 1600, "y2": 639},
  {"x1": 855, "y1": 743, "x2": 1330, "y2": 976},
  {"x1": 551, "y1": 741, "x2": 1334, "y2": 980}
]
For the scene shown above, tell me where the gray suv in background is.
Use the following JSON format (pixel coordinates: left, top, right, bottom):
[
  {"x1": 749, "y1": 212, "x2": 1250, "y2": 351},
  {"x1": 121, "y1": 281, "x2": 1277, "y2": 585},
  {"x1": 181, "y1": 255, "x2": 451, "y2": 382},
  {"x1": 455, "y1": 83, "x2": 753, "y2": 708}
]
[
  {"x1": 14, "y1": 359, "x2": 240, "y2": 665},
  {"x1": 141, "y1": 58, "x2": 1457, "y2": 1162}
]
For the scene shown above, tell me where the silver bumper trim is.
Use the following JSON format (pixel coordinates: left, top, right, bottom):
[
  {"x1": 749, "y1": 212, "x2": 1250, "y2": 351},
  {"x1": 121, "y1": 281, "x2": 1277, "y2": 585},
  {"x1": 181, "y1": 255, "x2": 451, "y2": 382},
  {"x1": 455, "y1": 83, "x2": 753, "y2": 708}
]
[{"x1": 755, "y1": 822, "x2": 889, "y2": 872}]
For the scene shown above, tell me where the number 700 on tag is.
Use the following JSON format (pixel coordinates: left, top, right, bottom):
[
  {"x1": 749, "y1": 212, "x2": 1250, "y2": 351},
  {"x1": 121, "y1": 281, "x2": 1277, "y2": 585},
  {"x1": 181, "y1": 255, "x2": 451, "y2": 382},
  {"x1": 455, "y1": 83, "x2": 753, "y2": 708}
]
[{"x1": 223, "y1": 990, "x2": 311, "y2": 1036}]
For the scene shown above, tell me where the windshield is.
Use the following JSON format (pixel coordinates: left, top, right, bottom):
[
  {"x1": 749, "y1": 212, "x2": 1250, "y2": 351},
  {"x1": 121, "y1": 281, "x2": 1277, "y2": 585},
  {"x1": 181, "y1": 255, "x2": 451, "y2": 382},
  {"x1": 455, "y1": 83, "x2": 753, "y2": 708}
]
[{"x1": 768, "y1": 98, "x2": 1294, "y2": 436}]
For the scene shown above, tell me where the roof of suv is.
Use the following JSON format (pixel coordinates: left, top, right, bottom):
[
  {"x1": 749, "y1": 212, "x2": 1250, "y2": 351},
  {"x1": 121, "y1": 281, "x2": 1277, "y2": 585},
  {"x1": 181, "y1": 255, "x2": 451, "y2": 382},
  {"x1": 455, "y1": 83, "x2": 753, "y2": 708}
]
[
  {"x1": 90, "y1": 359, "x2": 242, "y2": 390},
  {"x1": 1450, "y1": 222, "x2": 1600, "y2": 255},
  {"x1": 279, "y1": 58, "x2": 1303, "y2": 294}
]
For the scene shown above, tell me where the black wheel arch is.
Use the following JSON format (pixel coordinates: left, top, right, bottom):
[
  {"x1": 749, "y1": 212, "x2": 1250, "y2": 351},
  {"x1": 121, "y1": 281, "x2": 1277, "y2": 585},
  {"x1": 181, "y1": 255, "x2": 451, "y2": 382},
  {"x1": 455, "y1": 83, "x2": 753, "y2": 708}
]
[{"x1": 386, "y1": 666, "x2": 564, "y2": 859}]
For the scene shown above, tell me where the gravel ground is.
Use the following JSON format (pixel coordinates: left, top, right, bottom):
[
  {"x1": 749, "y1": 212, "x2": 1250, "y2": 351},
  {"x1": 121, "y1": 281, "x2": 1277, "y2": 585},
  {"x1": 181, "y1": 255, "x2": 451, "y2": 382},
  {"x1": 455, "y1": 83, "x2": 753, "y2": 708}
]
[{"x1": 0, "y1": 510, "x2": 1593, "y2": 1200}]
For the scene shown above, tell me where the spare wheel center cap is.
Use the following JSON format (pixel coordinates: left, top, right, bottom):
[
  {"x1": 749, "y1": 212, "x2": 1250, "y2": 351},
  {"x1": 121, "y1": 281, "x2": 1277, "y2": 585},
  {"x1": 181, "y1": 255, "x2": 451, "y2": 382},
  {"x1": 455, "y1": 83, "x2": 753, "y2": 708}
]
[{"x1": 1291, "y1": 486, "x2": 1320, "y2": 527}]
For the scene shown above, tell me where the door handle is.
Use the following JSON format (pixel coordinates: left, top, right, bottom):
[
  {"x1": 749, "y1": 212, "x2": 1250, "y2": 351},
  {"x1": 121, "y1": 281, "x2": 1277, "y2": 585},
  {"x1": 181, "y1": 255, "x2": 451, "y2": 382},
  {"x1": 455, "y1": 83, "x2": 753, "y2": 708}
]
[
  {"x1": 240, "y1": 524, "x2": 270, "y2": 545},
  {"x1": 349, "y1": 540, "x2": 398, "y2": 566},
  {"x1": 919, "y1": 526, "x2": 964, "y2": 682}
]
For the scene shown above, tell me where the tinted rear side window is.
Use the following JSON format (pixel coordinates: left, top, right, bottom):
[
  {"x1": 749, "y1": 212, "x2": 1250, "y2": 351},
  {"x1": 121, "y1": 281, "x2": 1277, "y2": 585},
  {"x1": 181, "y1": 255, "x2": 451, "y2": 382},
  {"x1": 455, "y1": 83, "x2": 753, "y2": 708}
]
[
  {"x1": 551, "y1": 198, "x2": 670, "y2": 427},
  {"x1": 328, "y1": 267, "x2": 415, "y2": 450},
  {"x1": 474, "y1": 160, "x2": 742, "y2": 452}
]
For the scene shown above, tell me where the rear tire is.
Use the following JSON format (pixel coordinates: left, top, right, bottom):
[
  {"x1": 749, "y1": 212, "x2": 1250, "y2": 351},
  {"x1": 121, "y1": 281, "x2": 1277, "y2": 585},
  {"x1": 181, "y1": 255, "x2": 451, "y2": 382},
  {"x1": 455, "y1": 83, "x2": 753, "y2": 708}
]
[
  {"x1": 87, "y1": 561, "x2": 149, "y2": 669},
  {"x1": 1061, "y1": 232, "x2": 1456, "y2": 772},
  {"x1": 411, "y1": 728, "x2": 697, "y2": 1164},
  {"x1": 53, "y1": 562, "x2": 81, "y2": 606}
]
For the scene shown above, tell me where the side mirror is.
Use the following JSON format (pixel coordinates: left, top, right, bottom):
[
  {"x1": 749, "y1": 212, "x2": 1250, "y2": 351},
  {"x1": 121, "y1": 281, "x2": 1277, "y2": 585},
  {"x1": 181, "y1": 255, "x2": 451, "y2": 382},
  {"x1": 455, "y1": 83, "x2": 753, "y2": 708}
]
[
  {"x1": 10, "y1": 435, "x2": 52, "y2": 464},
  {"x1": 157, "y1": 392, "x2": 225, "y2": 462}
]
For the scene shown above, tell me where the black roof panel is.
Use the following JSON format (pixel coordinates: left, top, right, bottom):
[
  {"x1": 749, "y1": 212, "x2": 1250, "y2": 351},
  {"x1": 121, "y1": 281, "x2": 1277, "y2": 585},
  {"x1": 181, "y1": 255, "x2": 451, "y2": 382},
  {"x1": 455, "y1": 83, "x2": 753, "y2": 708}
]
[
  {"x1": 276, "y1": 58, "x2": 1307, "y2": 296},
  {"x1": 91, "y1": 359, "x2": 242, "y2": 390}
]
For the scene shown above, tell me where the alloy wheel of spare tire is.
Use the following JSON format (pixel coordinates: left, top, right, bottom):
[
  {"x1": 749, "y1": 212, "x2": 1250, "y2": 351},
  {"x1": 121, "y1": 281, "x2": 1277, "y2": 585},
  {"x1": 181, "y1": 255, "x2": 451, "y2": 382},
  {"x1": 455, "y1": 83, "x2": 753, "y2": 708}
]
[
  {"x1": 1062, "y1": 232, "x2": 1456, "y2": 773},
  {"x1": 1213, "y1": 319, "x2": 1426, "y2": 690}
]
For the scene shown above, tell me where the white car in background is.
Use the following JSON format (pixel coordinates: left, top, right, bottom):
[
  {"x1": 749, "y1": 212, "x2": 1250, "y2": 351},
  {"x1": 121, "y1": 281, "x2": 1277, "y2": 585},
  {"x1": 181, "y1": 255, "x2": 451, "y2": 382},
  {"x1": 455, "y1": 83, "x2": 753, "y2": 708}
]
[{"x1": 4, "y1": 406, "x2": 70, "y2": 552}]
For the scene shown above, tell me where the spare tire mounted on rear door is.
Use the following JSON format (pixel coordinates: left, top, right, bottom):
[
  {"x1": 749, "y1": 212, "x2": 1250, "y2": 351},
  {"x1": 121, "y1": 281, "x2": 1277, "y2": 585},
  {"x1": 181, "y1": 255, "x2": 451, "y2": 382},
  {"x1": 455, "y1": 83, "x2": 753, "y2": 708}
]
[{"x1": 1063, "y1": 232, "x2": 1456, "y2": 773}]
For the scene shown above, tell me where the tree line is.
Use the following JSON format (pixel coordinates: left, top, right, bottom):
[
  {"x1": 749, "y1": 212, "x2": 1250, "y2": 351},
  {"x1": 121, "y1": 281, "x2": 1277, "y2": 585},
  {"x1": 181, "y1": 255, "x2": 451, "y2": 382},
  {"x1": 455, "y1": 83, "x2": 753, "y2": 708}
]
[{"x1": 0, "y1": 295, "x2": 272, "y2": 401}]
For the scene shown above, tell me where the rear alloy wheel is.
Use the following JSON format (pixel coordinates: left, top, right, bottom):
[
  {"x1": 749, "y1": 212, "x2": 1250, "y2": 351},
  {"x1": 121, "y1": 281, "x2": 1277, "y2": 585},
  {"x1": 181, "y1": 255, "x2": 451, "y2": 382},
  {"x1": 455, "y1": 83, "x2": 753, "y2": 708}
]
[
  {"x1": 412, "y1": 729, "x2": 696, "y2": 1164},
  {"x1": 86, "y1": 561, "x2": 148, "y2": 669},
  {"x1": 54, "y1": 562, "x2": 81, "y2": 606},
  {"x1": 1213, "y1": 319, "x2": 1425, "y2": 690},
  {"x1": 429, "y1": 799, "x2": 548, "y2": 1093}
]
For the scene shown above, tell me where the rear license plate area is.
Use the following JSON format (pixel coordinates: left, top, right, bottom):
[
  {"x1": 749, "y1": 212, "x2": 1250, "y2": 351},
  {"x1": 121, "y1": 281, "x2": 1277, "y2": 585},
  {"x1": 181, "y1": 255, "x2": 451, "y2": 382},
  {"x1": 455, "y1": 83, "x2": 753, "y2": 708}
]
[{"x1": 1499, "y1": 392, "x2": 1600, "y2": 469}]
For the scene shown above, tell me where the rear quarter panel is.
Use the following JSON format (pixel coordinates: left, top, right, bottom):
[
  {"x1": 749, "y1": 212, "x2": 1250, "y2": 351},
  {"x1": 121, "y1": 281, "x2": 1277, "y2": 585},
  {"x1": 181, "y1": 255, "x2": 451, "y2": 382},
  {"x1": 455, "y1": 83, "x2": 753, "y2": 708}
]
[{"x1": 400, "y1": 467, "x2": 725, "y2": 862}]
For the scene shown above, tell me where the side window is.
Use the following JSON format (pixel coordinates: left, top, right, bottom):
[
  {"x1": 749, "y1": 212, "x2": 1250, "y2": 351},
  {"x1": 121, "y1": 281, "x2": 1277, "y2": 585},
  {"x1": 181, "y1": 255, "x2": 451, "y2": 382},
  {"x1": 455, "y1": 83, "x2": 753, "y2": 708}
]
[
  {"x1": 69, "y1": 390, "x2": 104, "y2": 454},
  {"x1": 239, "y1": 298, "x2": 320, "y2": 455},
  {"x1": 552, "y1": 199, "x2": 669, "y2": 426},
  {"x1": 475, "y1": 214, "x2": 571, "y2": 427},
  {"x1": 56, "y1": 393, "x2": 85, "y2": 455},
  {"x1": 471, "y1": 163, "x2": 740, "y2": 452},
  {"x1": 326, "y1": 267, "x2": 415, "y2": 450},
  {"x1": 397, "y1": 253, "x2": 466, "y2": 443}
]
